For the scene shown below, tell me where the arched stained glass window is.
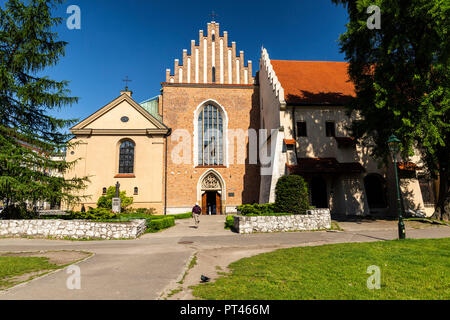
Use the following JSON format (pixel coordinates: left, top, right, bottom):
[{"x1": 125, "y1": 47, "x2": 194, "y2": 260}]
[
  {"x1": 119, "y1": 140, "x2": 135, "y2": 174},
  {"x1": 198, "y1": 104, "x2": 223, "y2": 166}
]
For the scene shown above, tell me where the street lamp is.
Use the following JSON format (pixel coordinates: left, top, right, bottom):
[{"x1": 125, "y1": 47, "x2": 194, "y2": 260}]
[{"x1": 387, "y1": 134, "x2": 406, "y2": 239}]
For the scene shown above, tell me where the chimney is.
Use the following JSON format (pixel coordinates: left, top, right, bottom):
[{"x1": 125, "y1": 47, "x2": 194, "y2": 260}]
[{"x1": 121, "y1": 90, "x2": 132, "y2": 97}]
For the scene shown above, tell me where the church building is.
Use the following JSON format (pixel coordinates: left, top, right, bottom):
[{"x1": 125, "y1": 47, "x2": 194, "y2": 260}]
[
  {"x1": 64, "y1": 21, "x2": 436, "y2": 218},
  {"x1": 162, "y1": 21, "x2": 260, "y2": 215}
]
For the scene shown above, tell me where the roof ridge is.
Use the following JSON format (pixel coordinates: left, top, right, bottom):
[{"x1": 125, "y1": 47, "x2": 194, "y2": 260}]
[{"x1": 271, "y1": 59, "x2": 349, "y2": 63}]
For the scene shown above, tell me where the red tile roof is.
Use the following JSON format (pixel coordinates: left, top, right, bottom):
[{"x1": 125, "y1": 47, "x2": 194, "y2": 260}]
[
  {"x1": 398, "y1": 162, "x2": 418, "y2": 172},
  {"x1": 271, "y1": 60, "x2": 355, "y2": 105},
  {"x1": 283, "y1": 139, "x2": 296, "y2": 145}
]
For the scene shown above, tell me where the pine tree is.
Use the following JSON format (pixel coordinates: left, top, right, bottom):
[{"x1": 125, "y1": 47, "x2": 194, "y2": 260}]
[
  {"x1": 0, "y1": 0, "x2": 88, "y2": 214},
  {"x1": 333, "y1": 0, "x2": 450, "y2": 220}
]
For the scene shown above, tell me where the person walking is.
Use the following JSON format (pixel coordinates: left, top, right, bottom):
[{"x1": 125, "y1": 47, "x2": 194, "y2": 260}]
[{"x1": 192, "y1": 203, "x2": 202, "y2": 228}]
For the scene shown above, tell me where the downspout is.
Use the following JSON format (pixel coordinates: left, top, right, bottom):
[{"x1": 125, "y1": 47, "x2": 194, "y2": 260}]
[
  {"x1": 160, "y1": 88, "x2": 170, "y2": 216},
  {"x1": 164, "y1": 131, "x2": 170, "y2": 215},
  {"x1": 291, "y1": 106, "x2": 298, "y2": 159}
]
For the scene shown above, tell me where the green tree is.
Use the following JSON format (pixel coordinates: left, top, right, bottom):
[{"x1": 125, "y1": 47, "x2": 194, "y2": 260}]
[
  {"x1": 0, "y1": 0, "x2": 88, "y2": 213},
  {"x1": 333, "y1": 0, "x2": 450, "y2": 220},
  {"x1": 274, "y1": 175, "x2": 310, "y2": 214},
  {"x1": 97, "y1": 186, "x2": 133, "y2": 211}
]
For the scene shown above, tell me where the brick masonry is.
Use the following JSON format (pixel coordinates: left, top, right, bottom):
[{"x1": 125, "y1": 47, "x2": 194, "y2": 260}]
[
  {"x1": 0, "y1": 219, "x2": 147, "y2": 240},
  {"x1": 162, "y1": 84, "x2": 260, "y2": 213},
  {"x1": 233, "y1": 209, "x2": 332, "y2": 234}
]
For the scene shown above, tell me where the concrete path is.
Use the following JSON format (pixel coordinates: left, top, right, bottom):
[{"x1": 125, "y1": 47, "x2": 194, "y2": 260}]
[{"x1": 0, "y1": 216, "x2": 448, "y2": 300}]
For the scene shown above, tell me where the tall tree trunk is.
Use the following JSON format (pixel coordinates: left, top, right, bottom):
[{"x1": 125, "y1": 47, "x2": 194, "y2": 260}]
[{"x1": 432, "y1": 167, "x2": 450, "y2": 221}]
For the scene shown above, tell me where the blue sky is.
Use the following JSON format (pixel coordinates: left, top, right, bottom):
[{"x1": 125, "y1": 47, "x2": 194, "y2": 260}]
[{"x1": 4, "y1": 0, "x2": 350, "y2": 123}]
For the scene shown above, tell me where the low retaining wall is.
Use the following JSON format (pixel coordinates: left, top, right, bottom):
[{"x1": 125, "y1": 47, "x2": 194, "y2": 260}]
[
  {"x1": 0, "y1": 219, "x2": 147, "y2": 240},
  {"x1": 233, "y1": 209, "x2": 331, "y2": 234}
]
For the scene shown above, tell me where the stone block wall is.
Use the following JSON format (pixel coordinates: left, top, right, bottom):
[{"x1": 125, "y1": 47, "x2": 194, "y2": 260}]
[
  {"x1": 0, "y1": 219, "x2": 147, "y2": 240},
  {"x1": 233, "y1": 209, "x2": 331, "y2": 234}
]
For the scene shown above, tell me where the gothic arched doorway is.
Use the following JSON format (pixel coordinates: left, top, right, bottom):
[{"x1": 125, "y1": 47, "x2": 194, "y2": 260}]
[{"x1": 199, "y1": 171, "x2": 223, "y2": 215}]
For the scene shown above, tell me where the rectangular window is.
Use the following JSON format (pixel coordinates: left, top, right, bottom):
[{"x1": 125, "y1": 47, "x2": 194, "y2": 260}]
[
  {"x1": 297, "y1": 122, "x2": 307, "y2": 137},
  {"x1": 325, "y1": 121, "x2": 335, "y2": 137},
  {"x1": 418, "y1": 176, "x2": 436, "y2": 206}
]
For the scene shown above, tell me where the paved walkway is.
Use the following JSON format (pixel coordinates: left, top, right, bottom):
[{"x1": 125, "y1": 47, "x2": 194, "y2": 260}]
[{"x1": 0, "y1": 216, "x2": 448, "y2": 300}]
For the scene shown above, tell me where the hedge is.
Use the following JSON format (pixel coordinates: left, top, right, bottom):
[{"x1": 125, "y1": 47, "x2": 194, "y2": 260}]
[
  {"x1": 172, "y1": 212, "x2": 193, "y2": 219},
  {"x1": 146, "y1": 216, "x2": 175, "y2": 233},
  {"x1": 225, "y1": 215, "x2": 235, "y2": 229},
  {"x1": 236, "y1": 203, "x2": 315, "y2": 216},
  {"x1": 237, "y1": 203, "x2": 275, "y2": 216},
  {"x1": 237, "y1": 212, "x2": 296, "y2": 217}
]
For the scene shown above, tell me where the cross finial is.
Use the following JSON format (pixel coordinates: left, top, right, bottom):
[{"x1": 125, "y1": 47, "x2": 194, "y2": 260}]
[
  {"x1": 209, "y1": 10, "x2": 218, "y2": 22},
  {"x1": 122, "y1": 76, "x2": 132, "y2": 91}
]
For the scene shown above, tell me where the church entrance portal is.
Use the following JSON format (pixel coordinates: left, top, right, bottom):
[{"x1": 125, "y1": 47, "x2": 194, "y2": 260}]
[
  {"x1": 202, "y1": 191, "x2": 222, "y2": 215},
  {"x1": 199, "y1": 171, "x2": 224, "y2": 215}
]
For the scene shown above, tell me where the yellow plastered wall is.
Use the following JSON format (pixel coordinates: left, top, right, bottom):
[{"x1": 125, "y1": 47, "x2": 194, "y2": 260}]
[
  {"x1": 87, "y1": 100, "x2": 158, "y2": 130},
  {"x1": 64, "y1": 95, "x2": 165, "y2": 213}
]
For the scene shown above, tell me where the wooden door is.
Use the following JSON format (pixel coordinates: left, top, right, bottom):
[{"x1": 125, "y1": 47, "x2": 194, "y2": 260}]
[
  {"x1": 216, "y1": 192, "x2": 222, "y2": 215},
  {"x1": 202, "y1": 193, "x2": 207, "y2": 215}
]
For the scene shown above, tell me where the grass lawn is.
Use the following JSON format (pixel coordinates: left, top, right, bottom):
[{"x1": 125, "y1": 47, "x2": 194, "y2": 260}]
[
  {"x1": 0, "y1": 256, "x2": 60, "y2": 289},
  {"x1": 192, "y1": 238, "x2": 450, "y2": 300}
]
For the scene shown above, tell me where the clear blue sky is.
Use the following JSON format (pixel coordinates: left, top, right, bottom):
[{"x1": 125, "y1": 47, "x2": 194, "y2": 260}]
[{"x1": 6, "y1": 0, "x2": 350, "y2": 123}]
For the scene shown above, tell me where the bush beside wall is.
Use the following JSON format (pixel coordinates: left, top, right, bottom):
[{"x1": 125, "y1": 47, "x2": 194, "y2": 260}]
[
  {"x1": 274, "y1": 175, "x2": 310, "y2": 215},
  {"x1": 146, "y1": 216, "x2": 175, "y2": 233}
]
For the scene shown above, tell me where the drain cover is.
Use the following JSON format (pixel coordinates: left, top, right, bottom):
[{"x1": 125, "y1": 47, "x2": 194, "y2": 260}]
[{"x1": 178, "y1": 241, "x2": 194, "y2": 244}]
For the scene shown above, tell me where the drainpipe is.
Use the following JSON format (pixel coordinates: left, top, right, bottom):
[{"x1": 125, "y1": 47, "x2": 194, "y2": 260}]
[
  {"x1": 164, "y1": 128, "x2": 172, "y2": 215},
  {"x1": 291, "y1": 106, "x2": 298, "y2": 159}
]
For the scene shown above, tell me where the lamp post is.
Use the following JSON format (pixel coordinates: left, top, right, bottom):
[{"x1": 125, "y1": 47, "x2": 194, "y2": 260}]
[{"x1": 387, "y1": 134, "x2": 406, "y2": 239}]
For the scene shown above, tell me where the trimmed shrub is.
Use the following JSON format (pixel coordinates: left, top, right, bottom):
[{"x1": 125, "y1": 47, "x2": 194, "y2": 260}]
[
  {"x1": 131, "y1": 208, "x2": 156, "y2": 215},
  {"x1": 274, "y1": 175, "x2": 310, "y2": 214},
  {"x1": 239, "y1": 212, "x2": 295, "y2": 217},
  {"x1": 173, "y1": 212, "x2": 193, "y2": 220},
  {"x1": 225, "y1": 215, "x2": 235, "y2": 230},
  {"x1": 237, "y1": 203, "x2": 275, "y2": 216},
  {"x1": 146, "y1": 216, "x2": 175, "y2": 233}
]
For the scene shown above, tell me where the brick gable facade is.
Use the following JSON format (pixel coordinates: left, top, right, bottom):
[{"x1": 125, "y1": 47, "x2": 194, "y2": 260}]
[{"x1": 162, "y1": 22, "x2": 260, "y2": 214}]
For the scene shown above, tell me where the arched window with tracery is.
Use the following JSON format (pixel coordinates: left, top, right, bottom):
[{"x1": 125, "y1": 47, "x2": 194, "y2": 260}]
[
  {"x1": 197, "y1": 104, "x2": 224, "y2": 166},
  {"x1": 119, "y1": 140, "x2": 135, "y2": 174}
]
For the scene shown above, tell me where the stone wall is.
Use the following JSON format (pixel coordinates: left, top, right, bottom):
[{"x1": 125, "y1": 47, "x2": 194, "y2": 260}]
[
  {"x1": 0, "y1": 219, "x2": 147, "y2": 240},
  {"x1": 233, "y1": 209, "x2": 331, "y2": 234}
]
